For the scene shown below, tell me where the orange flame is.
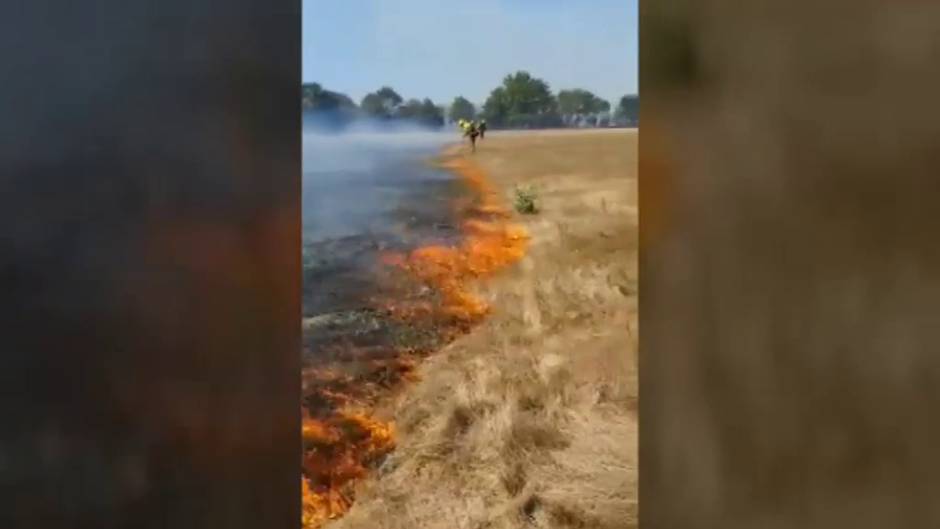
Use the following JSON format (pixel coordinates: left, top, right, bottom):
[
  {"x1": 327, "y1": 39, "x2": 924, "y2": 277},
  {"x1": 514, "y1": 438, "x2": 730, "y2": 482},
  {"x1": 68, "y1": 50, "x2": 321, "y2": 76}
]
[
  {"x1": 301, "y1": 414, "x2": 395, "y2": 528},
  {"x1": 301, "y1": 155, "x2": 527, "y2": 528},
  {"x1": 380, "y1": 157, "x2": 529, "y2": 327}
]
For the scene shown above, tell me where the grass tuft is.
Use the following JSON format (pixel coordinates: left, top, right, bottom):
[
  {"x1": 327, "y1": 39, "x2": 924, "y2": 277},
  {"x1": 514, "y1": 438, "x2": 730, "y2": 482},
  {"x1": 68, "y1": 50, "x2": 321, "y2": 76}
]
[{"x1": 514, "y1": 185, "x2": 539, "y2": 215}]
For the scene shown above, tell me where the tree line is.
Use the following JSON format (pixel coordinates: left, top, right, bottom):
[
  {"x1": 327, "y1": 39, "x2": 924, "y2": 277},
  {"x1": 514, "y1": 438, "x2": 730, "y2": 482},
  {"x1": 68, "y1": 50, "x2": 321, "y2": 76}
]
[
  {"x1": 302, "y1": 71, "x2": 638, "y2": 131},
  {"x1": 302, "y1": 83, "x2": 444, "y2": 131}
]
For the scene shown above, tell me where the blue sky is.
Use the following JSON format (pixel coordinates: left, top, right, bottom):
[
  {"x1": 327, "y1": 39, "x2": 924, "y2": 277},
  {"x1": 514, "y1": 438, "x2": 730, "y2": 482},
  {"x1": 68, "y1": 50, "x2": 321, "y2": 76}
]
[{"x1": 302, "y1": 0, "x2": 637, "y2": 108}]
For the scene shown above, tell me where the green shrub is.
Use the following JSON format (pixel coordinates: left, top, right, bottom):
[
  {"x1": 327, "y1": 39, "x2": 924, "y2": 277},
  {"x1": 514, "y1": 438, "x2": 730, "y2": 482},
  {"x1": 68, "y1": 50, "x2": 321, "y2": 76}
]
[{"x1": 514, "y1": 185, "x2": 539, "y2": 215}]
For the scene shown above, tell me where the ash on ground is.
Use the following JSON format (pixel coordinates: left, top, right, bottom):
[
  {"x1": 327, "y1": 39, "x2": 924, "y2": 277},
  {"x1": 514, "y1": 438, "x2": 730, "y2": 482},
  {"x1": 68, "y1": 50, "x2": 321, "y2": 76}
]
[{"x1": 301, "y1": 180, "x2": 467, "y2": 416}]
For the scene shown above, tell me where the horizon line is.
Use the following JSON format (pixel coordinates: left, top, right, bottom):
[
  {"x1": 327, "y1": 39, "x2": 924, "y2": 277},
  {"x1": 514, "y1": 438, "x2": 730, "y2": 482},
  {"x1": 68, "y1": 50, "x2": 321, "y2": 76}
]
[{"x1": 301, "y1": 80, "x2": 639, "y2": 106}]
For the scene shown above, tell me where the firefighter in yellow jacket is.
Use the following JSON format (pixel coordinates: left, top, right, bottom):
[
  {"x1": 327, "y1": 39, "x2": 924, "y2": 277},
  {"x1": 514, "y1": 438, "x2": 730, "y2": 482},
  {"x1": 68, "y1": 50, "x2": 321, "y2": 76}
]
[{"x1": 456, "y1": 119, "x2": 479, "y2": 151}]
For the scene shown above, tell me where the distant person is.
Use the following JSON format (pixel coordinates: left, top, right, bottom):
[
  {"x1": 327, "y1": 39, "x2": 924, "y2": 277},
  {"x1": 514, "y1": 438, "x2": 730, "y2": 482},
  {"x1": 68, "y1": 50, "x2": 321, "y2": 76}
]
[
  {"x1": 478, "y1": 119, "x2": 487, "y2": 139},
  {"x1": 465, "y1": 121, "x2": 480, "y2": 152}
]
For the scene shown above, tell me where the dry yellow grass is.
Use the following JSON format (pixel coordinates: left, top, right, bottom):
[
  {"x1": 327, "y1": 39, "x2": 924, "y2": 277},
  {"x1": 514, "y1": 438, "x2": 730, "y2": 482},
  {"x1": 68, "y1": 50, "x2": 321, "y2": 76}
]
[{"x1": 332, "y1": 129, "x2": 637, "y2": 529}]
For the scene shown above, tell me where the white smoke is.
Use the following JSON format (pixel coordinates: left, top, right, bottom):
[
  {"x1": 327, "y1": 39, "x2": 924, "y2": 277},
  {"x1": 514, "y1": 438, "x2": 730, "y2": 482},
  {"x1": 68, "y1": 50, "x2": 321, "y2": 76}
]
[{"x1": 302, "y1": 126, "x2": 459, "y2": 244}]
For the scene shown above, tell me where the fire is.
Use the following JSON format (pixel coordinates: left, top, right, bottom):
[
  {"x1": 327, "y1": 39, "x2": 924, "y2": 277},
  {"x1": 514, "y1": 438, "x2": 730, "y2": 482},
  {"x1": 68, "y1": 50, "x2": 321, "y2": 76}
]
[
  {"x1": 301, "y1": 414, "x2": 396, "y2": 527},
  {"x1": 301, "y1": 155, "x2": 527, "y2": 528},
  {"x1": 381, "y1": 157, "x2": 529, "y2": 327}
]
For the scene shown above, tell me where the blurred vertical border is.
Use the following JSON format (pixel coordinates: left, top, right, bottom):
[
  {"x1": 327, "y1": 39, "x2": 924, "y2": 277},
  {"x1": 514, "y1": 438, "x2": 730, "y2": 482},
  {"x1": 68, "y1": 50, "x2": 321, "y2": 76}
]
[
  {"x1": 641, "y1": 1, "x2": 940, "y2": 528},
  {"x1": 0, "y1": 1, "x2": 300, "y2": 528}
]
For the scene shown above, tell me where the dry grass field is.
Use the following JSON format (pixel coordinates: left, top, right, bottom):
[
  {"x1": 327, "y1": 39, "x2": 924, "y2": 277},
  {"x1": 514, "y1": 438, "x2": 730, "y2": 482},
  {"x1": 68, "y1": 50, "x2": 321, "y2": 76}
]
[{"x1": 331, "y1": 129, "x2": 637, "y2": 529}]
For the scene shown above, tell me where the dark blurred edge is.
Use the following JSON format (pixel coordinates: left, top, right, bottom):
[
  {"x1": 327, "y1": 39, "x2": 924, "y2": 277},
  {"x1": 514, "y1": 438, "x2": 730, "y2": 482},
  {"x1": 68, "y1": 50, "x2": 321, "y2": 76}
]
[
  {"x1": 641, "y1": 1, "x2": 940, "y2": 528},
  {"x1": 0, "y1": 2, "x2": 300, "y2": 528}
]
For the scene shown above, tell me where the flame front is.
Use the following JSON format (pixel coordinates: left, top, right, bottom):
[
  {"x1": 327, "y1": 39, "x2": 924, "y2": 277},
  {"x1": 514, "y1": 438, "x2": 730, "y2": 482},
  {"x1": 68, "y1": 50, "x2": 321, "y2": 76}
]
[
  {"x1": 381, "y1": 157, "x2": 529, "y2": 329},
  {"x1": 301, "y1": 412, "x2": 396, "y2": 527},
  {"x1": 301, "y1": 155, "x2": 527, "y2": 528}
]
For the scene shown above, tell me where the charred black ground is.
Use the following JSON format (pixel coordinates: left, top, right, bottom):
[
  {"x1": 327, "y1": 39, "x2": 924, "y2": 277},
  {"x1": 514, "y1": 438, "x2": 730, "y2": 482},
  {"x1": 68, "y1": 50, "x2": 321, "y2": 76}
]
[{"x1": 301, "y1": 143, "x2": 467, "y2": 416}]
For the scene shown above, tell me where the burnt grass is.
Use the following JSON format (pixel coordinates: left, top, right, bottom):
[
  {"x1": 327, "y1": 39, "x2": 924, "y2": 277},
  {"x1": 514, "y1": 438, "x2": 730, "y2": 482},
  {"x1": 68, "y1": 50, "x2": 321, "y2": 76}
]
[{"x1": 301, "y1": 178, "x2": 468, "y2": 417}]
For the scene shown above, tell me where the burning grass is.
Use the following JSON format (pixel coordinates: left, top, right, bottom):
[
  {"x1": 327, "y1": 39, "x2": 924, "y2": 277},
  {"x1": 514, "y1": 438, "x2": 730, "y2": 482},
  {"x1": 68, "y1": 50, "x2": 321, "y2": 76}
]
[
  {"x1": 327, "y1": 130, "x2": 637, "y2": 529},
  {"x1": 301, "y1": 414, "x2": 396, "y2": 526},
  {"x1": 378, "y1": 157, "x2": 529, "y2": 329},
  {"x1": 301, "y1": 152, "x2": 530, "y2": 528}
]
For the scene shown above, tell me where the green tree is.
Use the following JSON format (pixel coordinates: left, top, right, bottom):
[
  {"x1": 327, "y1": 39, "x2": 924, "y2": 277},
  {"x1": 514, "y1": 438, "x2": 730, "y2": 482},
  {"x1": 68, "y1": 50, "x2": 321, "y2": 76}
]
[
  {"x1": 419, "y1": 98, "x2": 445, "y2": 128},
  {"x1": 448, "y1": 96, "x2": 476, "y2": 123},
  {"x1": 361, "y1": 86, "x2": 403, "y2": 118},
  {"x1": 396, "y1": 99, "x2": 423, "y2": 120},
  {"x1": 557, "y1": 89, "x2": 611, "y2": 126},
  {"x1": 615, "y1": 94, "x2": 639, "y2": 126},
  {"x1": 482, "y1": 87, "x2": 509, "y2": 126},
  {"x1": 301, "y1": 83, "x2": 356, "y2": 112},
  {"x1": 482, "y1": 71, "x2": 561, "y2": 129},
  {"x1": 301, "y1": 82, "x2": 323, "y2": 110},
  {"x1": 302, "y1": 82, "x2": 359, "y2": 130},
  {"x1": 395, "y1": 98, "x2": 444, "y2": 128}
]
